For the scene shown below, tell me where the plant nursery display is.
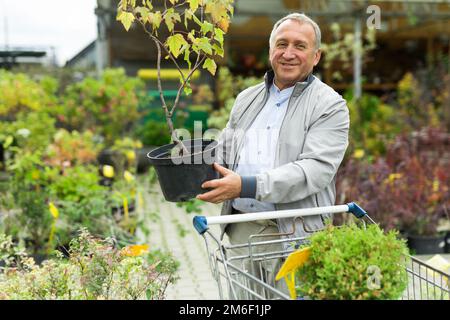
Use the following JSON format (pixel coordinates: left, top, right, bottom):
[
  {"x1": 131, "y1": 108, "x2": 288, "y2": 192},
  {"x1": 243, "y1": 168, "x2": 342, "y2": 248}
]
[{"x1": 0, "y1": 229, "x2": 179, "y2": 300}]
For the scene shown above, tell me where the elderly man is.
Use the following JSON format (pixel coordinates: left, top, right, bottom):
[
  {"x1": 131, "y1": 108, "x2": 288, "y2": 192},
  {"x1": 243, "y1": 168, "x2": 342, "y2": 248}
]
[{"x1": 197, "y1": 13, "x2": 349, "y2": 298}]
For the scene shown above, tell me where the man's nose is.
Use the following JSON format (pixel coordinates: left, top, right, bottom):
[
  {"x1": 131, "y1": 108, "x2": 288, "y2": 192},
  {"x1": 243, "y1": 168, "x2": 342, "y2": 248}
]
[{"x1": 282, "y1": 46, "x2": 295, "y2": 59}]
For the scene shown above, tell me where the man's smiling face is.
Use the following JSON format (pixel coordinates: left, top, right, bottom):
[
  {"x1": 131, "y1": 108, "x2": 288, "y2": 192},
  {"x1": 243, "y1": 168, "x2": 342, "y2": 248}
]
[{"x1": 269, "y1": 19, "x2": 321, "y2": 90}]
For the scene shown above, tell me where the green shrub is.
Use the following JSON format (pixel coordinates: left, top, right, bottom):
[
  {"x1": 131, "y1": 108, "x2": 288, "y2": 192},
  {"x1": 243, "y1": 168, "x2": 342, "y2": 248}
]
[
  {"x1": 0, "y1": 70, "x2": 58, "y2": 119},
  {"x1": 295, "y1": 223, "x2": 409, "y2": 300},
  {"x1": 134, "y1": 120, "x2": 171, "y2": 147},
  {"x1": 60, "y1": 68, "x2": 145, "y2": 145}
]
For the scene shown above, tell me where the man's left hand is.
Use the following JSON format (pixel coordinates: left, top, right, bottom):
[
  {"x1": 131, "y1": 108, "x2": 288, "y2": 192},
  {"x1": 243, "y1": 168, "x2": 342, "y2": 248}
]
[{"x1": 196, "y1": 163, "x2": 241, "y2": 204}]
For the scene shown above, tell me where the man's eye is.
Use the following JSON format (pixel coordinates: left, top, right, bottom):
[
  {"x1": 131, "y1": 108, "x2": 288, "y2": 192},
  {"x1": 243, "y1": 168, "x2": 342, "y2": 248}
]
[
  {"x1": 297, "y1": 44, "x2": 306, "y2": 49},
  {"x1": 277, "y1": 43, "x2": 287, "y2": 48}
]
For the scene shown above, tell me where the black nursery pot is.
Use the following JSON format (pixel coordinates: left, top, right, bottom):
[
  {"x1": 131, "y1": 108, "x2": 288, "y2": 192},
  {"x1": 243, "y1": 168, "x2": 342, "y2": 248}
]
[
  {"x1": 407, "y1": 234, "x2": 446, "y2": 255},
  {"x1": 147, "y1": 139, "x2": 219, "y2": 202}
]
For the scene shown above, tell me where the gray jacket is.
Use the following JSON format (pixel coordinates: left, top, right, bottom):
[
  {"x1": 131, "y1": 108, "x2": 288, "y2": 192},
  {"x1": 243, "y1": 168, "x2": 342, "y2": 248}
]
[{"x1": 217, "y1": 71, "x2": 349, "y2": 239}]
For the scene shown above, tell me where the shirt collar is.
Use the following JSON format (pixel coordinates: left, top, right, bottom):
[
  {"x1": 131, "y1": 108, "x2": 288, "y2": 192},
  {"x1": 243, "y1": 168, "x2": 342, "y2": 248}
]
[
  {"x1": 271, "y1": 81, "x2": 295, "y2": 98},
  {"x1": 264, "y1": 70, "x2": 315, "y2": 97}
]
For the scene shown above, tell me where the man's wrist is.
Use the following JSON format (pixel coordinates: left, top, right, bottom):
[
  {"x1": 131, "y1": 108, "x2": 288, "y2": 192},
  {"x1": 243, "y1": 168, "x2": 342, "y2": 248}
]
[{"x1": 240, "y1": 176, "x2": 257, "y2": 198}]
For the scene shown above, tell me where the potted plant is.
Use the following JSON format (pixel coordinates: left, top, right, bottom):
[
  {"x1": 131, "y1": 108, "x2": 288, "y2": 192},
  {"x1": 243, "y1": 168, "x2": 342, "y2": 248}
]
[
  {"x1": 293, "y1": 223, "x2": 409, "y2": 300},
  {"x1": 116, "y1": 0, "x2": 233, "y2": 202}
]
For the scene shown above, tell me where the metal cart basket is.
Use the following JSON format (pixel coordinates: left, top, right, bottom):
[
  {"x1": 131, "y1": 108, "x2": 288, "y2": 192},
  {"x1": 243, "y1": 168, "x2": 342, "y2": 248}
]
[{"x1": 193, "y1": 202, "x2": 449, "y2": 300}]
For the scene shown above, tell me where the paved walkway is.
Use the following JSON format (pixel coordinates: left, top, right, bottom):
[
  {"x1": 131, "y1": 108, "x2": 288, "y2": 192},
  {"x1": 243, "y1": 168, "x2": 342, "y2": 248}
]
[{"x1": 141, "y1": 182, "x2": 223, "y2": 300}]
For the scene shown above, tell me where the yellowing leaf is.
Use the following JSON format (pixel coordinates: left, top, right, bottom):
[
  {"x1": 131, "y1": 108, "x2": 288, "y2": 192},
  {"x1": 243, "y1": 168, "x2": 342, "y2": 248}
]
[
  {"x1": 217, "y1": 18, "x2": 229, "y2": 33},
  {"x1": 103, "y1": 165, "x2": 115, "y2": 178},
  {"x1": 117, "y1": 11, "x2": 135, "y2": 31},
  {"x1": 205, "y1": 2, "x2": 227, "y2": 24},
  {"x1": 49, "y1": 202, "x2": 59, "y2": 219},
  {"x1": 121, "y1": 244, "x2": 150, "y2": 257},
  {"x1": 167, "y1": 34, "x2": 188, "y2": 58},
  {"x1": 203, "y1": 58, "x2": 217, "y2": 75}
]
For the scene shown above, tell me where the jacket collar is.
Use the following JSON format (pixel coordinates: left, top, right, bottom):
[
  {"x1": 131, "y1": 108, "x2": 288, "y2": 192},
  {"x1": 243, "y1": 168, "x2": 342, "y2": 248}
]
[{"x1": 264, "y1": 70, "x2": 315, "y2": 97}]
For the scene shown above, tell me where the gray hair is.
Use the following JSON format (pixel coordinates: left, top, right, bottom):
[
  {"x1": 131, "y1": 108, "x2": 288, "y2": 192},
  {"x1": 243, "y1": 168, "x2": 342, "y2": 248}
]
[{"x1": 269, "y1": 13, "x2": 321, "y2": 50}]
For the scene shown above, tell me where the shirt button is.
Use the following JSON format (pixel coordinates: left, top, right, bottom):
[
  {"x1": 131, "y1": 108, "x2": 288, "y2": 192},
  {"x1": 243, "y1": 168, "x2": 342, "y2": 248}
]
[
  {"x1": 266, "y1": 126, "x2": 270, "y2": 130},
  {"x1": 276, "y1": 103, "x2": 280, "y2": 107},
  {"x1": 258, "y1": 151, "x2": 262, "y2": 155},
  {"x1": 250, "y1": 204, "x2": 254, "y2": 208}
]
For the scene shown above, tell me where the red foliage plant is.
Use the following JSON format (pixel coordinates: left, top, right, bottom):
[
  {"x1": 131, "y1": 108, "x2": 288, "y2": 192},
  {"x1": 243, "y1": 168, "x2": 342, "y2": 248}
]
[{"x1": 336, "y1": 127, "x2": 449, "y2": 236}]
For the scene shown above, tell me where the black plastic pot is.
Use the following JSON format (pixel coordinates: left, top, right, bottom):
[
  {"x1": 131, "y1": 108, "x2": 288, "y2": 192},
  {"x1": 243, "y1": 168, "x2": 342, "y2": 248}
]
[
  {"x1": 407, "y1": 234, "x2": 446, "y2": 255},
  {"x1": 147, "y1": 139, "x2": 219, "y2": 202}
]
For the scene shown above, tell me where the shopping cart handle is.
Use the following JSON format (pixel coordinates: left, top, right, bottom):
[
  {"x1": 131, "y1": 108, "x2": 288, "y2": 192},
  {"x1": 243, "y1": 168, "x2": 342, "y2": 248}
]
[
  {"x1": 193, "y1": 202, "x2": 367, "y2": 234},
  {"x1": 347, "y1": 202, "x2": 367, "y2": 218},
  {"x1": 193, "y1": 215, "x2": 208, "y2": 234}
]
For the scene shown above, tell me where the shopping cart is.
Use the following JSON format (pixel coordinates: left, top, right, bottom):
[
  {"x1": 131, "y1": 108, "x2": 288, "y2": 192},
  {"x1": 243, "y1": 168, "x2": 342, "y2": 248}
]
[{"x1": 193, "y1": 202, "x2": 450, "y2": 300}]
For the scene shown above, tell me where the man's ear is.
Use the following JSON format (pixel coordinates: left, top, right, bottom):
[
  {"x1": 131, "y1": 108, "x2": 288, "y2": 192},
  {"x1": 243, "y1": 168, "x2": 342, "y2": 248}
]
[{"x1": 313, "y1": 49, "x2": 322, "y2": 66}]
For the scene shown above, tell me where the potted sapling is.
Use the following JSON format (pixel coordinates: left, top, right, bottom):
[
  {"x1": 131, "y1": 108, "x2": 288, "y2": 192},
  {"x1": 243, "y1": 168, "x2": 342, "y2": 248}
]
[{"x1": 116, "y1": 0, "x2": 234, "y2": 201}]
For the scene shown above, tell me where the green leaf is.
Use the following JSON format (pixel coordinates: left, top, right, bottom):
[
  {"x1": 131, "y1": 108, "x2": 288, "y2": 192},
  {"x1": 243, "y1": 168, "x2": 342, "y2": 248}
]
[
  {"x1": 196, "y1": 37, "x2": 213, "y2": 55},
  {"x1": 116, "y1": 11, "x2": 135, "y2": 32},
  {"x1": 149, "y1": 11, "x2": 162, "y2": 29},
  {"x1": 203, "y1": 58, "x2": 217, "y2": 75},
  {"x1": 201, "y1": 21, "x2": 214, "y2": 35},
  {"x1": 184, "y1": 9, "x2": 192, "y2": 28},
  {"x1": 164, "y1": 8, "x2": 181, "y2": 32},
  {"x1": 187, "y1": 30, "x2": 196, "y2": 43},
  {"x1": 166, "y1": 34, "x2": 188, "y2": 58},
  {"x1": 214, "y1": 27, "x2": 224, "y2": 43},
  {"x1": 168, "y1": 0, "x2": 178, "y2": 4},
  {"x1": 212, "y1": 43, "x2": 224, "y2": 57},
  {"x1": 146, "y1": 288, "x2": 152, "y2": 300},
  {"x1": 183, "y1": 85, "x2": 193, "y2": 96},
  {"x1": 3, "y1": 135, "x2": 13, "y2": 148},
  {"x1": 192, "y1": 13, "x2": 202, "y2": 27},
  {"x1": 188, "y1": 0, "x2": 199, "y2": 12},
  {"x1": 184, "y1": 48, "x2": 192, "y2": 69},
  {"x1": 135, "y1": 6, "x2": 150, "y2": 23}
]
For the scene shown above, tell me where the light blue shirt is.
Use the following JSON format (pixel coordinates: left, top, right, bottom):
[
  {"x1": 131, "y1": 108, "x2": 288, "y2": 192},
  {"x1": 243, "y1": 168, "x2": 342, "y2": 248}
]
[{"x1": 232, "y1": 82, "x2": 295, "y2": 213}]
